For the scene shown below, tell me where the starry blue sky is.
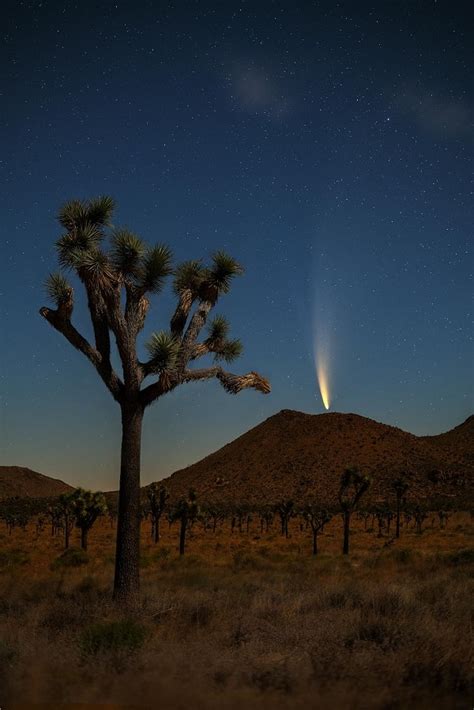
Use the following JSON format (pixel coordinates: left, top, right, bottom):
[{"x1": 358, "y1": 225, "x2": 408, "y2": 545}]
[{"x1": 1, "y1": 1, "x2": 472, "y2": 489}]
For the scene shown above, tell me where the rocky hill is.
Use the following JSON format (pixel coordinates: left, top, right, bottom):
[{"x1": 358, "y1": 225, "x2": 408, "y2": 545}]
[
  {"x1": 161, "y1": 410, "x2": 474, "y2": 506},
  {"x1": 0, "y1": 466, "x2": 74, "y2": 500}
]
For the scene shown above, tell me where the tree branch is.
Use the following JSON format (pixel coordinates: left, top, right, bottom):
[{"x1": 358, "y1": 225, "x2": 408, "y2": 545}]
[
  {"x1": 140, "y1": 365, "x2": 270, "y2": 409},
  {"x1": 39, "y1": 307, "x2": 124, "y2": 402},
  {"x1": 177, "y1": 299, "x2": 214, "y2": 370},
  {"x1": 170, "y1": 290, "x2": 194, "y2": 338},
  {"x1": 183, "y1": 367, "x2": 271, "y2": 394}
]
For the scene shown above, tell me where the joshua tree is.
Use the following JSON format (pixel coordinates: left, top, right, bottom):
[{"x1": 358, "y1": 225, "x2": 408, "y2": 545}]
[
  {"x1": 70, "y1": 488, "x2": 107, "y2": 550},
  {"x1": 357, "y1": 510, "x2": 371, "y2": 531},
  {"x1": 204, "y1": 504, "x2": 225, "y2": 533},
  {"x1": 412, "y1": 504, "x2": 428, "y2": 535},
  {"x1": 302, "y1": 505, "x2": 332, "y2": 555},
  {"x1": 40, "y1": 196, "x2": 270, "y2": 602},
  {"x1": 259, "y1": 506, "x2": 274, "y2": 533},
  {"x1": 171, "y1": 489, "x2": 199, "y2": 556},
  {"x1": 392, "y1": 476, "x2": 409, "y2": 539},
  {"x1": 338, "y1": 467, "x2": 371, "y2": 555},
  {"x1": 276, "y1": 499, "x2": 294, "y2": 538},
  {"x1": 46, "y1": 504, "x2": 63, "y2": 537},
  {"x1": 438, "y1": 510, "x2": 451, "y2": 529},
  {"x1": 146, "y1": 483, "x2": 169, "y2": 543},
  {"x1": 56, "y1": 493, "x2": 75, "y2": 549}
]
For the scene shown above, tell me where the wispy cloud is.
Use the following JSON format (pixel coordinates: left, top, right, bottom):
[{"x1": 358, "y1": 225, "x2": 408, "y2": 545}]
[{"x1": 396, "y1": 85, "x2": 473, "y2": 140}]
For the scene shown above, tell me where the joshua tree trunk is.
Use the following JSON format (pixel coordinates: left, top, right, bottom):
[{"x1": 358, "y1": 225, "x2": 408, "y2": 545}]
[
  {"x1": 154, "y1": 517, "x2": 160, "y2": 543},
  {"x1": 395, "y1": 497, "x2": 401, "y2": 538},
  {"x1": 342, "y1": 511, "x2": 350, "y2": 555},
  {"x1": 312, "y1": 530, "x2": 318, "y2": 555},
  {"x1": 113, "y1": 404, "x2": 143, "y2": 602},
  {"x1": 179, "y1": 517, "x2": 187, "y2": 555},
  {"x1": 65, "y1": 515, "x2": 70, "y2": 549},
  {"x1": 81, "y1": 528, "x2": 88, "y2": 550}
]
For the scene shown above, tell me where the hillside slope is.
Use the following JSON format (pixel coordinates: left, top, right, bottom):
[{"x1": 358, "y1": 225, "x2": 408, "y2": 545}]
[
  {"x1": 161, "y1": 410, "x2": 473, "y2": 505},
  {"x1": 0, "y1": 466, "x2": 74, "y2": 500}
]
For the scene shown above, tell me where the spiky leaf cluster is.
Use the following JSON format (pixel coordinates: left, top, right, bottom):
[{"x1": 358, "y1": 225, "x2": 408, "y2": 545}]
[
  {"x1": 207, "y1": 314, "x2": 229, "y2": 341},
  {"x1": 45, "y1": 273, "x2": 72, "y2": 306},
  {"x1": 205, "y1": 315, "x2": 243, "y2": 363},
  {"x1": 57, "y1": 196, "x2": 115, "y2": 232},
  {"x1": 145, "y1": 331, "x2": 180, "y2": 373},
  {"x1": 138, "y1": 245, "x2": 173, "y2": 293},
  {"x1": 173, "y1": 260, "x2": 206, "y2": 297},
  {"x1": 213, "y1": 339, "x2": 243, "y2": 363},
  {"x1": 110, "y1": 229, "x2": 145, "y2": 277},
  {"x1": 205, "y1": 251, "x2": 244, "y2": 294}
]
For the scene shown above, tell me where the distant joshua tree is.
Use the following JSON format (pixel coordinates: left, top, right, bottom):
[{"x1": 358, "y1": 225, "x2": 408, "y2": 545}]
[
  {"x1": 146, "y1": 483, "x2": 169, "y2": 543},
  {"x1": 302, "y1": 505, "x2": 332, "y2": 555},
  {"x1": 56, "y1": 493, "x2": 75, "y2": 549},
  {"x1": 69, "y1": 488, "x2": 107, "y2": 550},
  {"x1": 412, "y1": 505, "x2": 428, "y2": 535},
  {"x1": 438, "y1": 510, "x2": 451, "y2": 529},
  {"x1": 171, "y1": 489, "x2": 199, "y2": 555},
  {"x1": 392, "y1": 476, "x2": 409, "y2": 539},
  {"x1": 276, "y1": 500, "x2": 294, "y2": 538},
  {"x1": 40, "y1": 197, "x2": 270, "y2": 603},
  {"x1": 338, "y1": 467, "x2": 371, "y2": 555}
]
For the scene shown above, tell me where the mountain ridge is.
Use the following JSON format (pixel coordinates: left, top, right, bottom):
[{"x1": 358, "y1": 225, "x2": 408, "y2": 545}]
[
  {"x1": 0, "y1": 466, "x2": 75, "y2": 500},
  {"x1": 160, "y1": 410, "x2": 474, "y2": 505}
]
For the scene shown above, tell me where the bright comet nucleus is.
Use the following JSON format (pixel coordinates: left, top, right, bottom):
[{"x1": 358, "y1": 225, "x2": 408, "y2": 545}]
[{"x1": 315, "y1": 355, "x2": 331, "y2": 410}]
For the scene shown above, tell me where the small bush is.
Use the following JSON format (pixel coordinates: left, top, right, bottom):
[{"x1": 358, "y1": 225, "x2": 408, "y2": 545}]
[
  {"x1": 0, "y1": 549, "x2": 29, "y2": 569},
  {"x1": 0, "y1": 639, "x2": 18, "y2": 666},
  {"x1": 232, "y1": 550, "x2": 268, "y2": 570},
  {"x1": 443, "y1": 548, "x2": 474, "y2": 566},
  {"x1": 79, "y1": 619, "x2": 148, "y2": 657},
  {"x1": 391, "y1": 548, "x2": 415, "y2": 564},
  {"x1": 153, "y1": 546, "x2": 171, "y2": 560},
  {"x1": 51, "y1": 547, "x2": 89, "y2": 570}
]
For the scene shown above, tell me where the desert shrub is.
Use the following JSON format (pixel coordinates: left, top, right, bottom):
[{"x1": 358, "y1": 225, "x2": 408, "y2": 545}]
[
  {"x1": 0, "y1": 638, "x2": 18, "y2": 666},
  {"x1": 74, "y1": 576, "x2": 102, "y2": 596},
  {"x1": 249, "y1": 666, "x2": 293, "y2": 694},
  {"x1": 79, "y1": 619, "x2": 148, "y2": 658},
  {"x1": 389, "y1": 548, "x2": 415, "y2": 565},
  {"x1": 443, "y1": 548, "x2": 474, "y2": 566},
  {"x1": 41, "y1": 601, "x2": 90, "y2": 634},
  {"x1": 0, "y1": 549, "x2": 29, "y2": 569},
  {"x1": 153, "y1": 546, "x2": 171, "y2": 560},
  {"x1": 232, "y1": 550, "x2": 268, "y2": 570},
  {"x1": 188, "y1": 602, "x2": 214, "y2": 627},
  {"x1": 51, "y1": 547, "x2": 89, "y2": 569}
]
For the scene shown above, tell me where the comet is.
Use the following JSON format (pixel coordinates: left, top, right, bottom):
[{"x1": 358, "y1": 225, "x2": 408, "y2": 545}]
[
  {"x1": 316, "y1": 356, "x2": 330, "y2": 410},
  {"x1": 312, "y1": 313, "x2": 332, "y2": 411},
  {"x1": 311, "y1": 251, "x2": 334, "y2": 412}
]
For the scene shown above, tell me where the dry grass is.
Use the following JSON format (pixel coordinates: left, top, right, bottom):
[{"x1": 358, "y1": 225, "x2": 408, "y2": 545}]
[{"x1": 0, "y1": 513, "x2": 473, "y2": 709}]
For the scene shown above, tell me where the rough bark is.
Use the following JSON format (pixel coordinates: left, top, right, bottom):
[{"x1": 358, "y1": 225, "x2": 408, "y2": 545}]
[
  {"x1": 396, "y1": 497, "x2": 401, "y2": 539},
  {"x1": 179, "y1": 517, "x2": 187, "y2": 555},
  {"x1": 113, "y1": 404, "x2": 143, "y2": 603},
  {"x1": 343, "y1": 512, "x2": 350, "y2": 555}
]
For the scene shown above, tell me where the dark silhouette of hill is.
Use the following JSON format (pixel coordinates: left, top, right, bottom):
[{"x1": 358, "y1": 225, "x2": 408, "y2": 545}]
[
  {"x1": 421, "y1": 415, "x2": 474, "y2": 464},
  {"x1": 0, "y1": 466, "x2": 74, "y2": 500},
  {"x1": 161, "y1": 410, "x2": 474, "y2": 506}
]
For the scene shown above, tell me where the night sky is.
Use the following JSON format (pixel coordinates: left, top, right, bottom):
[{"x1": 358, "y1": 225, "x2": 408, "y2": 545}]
[{"x1": 1, "y1": 1, "x2": 472, "y2": 489}]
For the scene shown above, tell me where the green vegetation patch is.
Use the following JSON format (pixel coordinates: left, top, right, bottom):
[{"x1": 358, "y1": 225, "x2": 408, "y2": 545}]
[
  {"x1": 0, "y1": 548, "x2": 30, "y2": 569},
  {"x1": 51, "y1": 547, "x2": 89, "y2": 569},
  {"x1": 442, "y1": 548, "x2": 474, "y2": 566},
  {"x1": 79, "y1": 619, "x2": 148, "y2": 657}
]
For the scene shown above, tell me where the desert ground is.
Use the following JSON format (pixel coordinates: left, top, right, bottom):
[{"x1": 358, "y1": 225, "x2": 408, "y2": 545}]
[{"x1": 0, "y1": 511, "x2": 472, "y2": 709}]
